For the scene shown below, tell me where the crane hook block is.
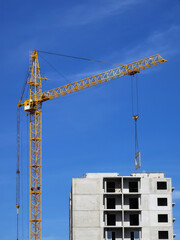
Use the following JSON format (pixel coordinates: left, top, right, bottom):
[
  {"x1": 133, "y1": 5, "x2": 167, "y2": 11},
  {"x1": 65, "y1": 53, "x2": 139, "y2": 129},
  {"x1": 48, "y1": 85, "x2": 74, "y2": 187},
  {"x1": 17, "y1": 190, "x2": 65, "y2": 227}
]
[
  {"x1": 16, "y1": 204, "x2": 20, "y2": 214},
  {"x1": 132, "y1": 115, "x2": 139, "y2": 121}
]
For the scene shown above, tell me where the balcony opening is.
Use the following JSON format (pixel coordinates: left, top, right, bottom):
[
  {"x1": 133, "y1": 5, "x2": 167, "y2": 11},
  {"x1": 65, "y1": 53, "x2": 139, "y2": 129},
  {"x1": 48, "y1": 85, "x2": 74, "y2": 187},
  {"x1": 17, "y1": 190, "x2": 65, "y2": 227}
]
[
  {"x1": 129, "y1": 198, "x2": 139, "y2": 209},
  {"x1": 157, "y1": 198, "x2": 167, "y2": 206},
  {"x1": 130, "y1": 214, "x2": 139, "y2": 226},
  {"x1": 131, "y1": 231, "x2": 139, "y2": 240},
  {"x1": 107, "y1": 198, "x2": 116, "y2": 209},
  {"x1": 107, "y1": 231, "x2": 115, "y2": 240},
  {"x1": 157, "y1": 182, "x2": 167, "y2": 190},
  {"x1": 129, "y1": 182, "x2": 138, "y2": 192},
  {"x1": 107, "y1": 213, "x2": 116, "y2": 226},
  {"x1": 158, "y1": 231, "x2": 168, "y2": 239},
  {"x1": 107, "y1": 182, "x2": 115, "y2": 192},
  {"x1": 158, "y1": 214, "x2": 168, "y2": 222}
]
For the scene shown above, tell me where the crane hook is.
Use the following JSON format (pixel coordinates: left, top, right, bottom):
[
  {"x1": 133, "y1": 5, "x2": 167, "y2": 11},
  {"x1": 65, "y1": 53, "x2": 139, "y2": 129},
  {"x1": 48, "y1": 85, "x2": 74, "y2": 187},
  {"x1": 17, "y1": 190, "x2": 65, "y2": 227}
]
[{"x1": 132, "y1": 115, "x2": 139, "y2": 121}]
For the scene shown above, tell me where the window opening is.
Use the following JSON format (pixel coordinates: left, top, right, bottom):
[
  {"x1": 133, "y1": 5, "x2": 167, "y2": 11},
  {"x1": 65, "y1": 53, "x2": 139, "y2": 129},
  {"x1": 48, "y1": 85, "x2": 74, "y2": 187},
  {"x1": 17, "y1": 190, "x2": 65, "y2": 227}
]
[
  {"x1": 157, "y1": 182, "x2": 167, "y2": 190},
  {"x1": 158, "y1": 231, "x2": 168, "y2": 239},
  {"x1": 129, "y1": 182, "x2": 138, "y2": 192},
  {"x1": 107, "y1": 214, "x2": 116, "y2": 226},
  {"x1": 107, "y1": 198, "x2": 116, "y2": 209},
  {"x1": 112, "y1": 232, "x2": 115, "y2": 240},
  {"x1": 157, "y1": 198, "x2": 167, "y2": 206},
  {"x1": 131, "y1": 232, "x2": 134, "y2": 240},
  {"x1": 129, "y1": 198, "x2": 139, "y2": 209},
  {"x1": 107, "y1": 231, "x2": 115, "y2": 240},
  {"x1": 158, "y1": 214, "x2": 168, "y2": 222},
  {"x1": 131, "y1": 231, "x2": 139, "y2": 240},
  {"x1": 107, "y1": 182, "x2": 115, "y2": 192},
  {"x1": 130, "y1": 214, "x2": 139, "y2": 226}
]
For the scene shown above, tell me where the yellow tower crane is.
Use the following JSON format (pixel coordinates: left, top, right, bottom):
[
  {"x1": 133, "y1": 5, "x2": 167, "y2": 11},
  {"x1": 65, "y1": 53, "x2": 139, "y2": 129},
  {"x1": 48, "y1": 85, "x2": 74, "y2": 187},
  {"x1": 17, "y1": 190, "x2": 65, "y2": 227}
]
[{"x1": 17, "y1": 50, "x2": 166, "y2": 240}]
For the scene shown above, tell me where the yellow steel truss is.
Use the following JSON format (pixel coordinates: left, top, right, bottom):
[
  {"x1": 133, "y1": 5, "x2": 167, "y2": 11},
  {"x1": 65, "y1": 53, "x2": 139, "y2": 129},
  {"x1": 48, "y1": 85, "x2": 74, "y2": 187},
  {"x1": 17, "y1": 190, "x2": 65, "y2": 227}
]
[
  {"x1": 17, "y1": 50, "x2": 166, "y2": 240},
  {"x1": 40, "y1": 54, "x2": 166, "y2": 102},
  {"x1": 29, "y1": 51, "x2": 42, "y2": 240}
]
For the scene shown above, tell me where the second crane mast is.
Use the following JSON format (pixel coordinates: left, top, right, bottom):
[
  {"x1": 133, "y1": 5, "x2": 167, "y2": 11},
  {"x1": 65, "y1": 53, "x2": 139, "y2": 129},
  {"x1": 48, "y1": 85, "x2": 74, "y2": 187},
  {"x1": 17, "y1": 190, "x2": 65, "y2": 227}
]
[{"x1": 17, "y1": 51, "x2": 166, "y2": 240}]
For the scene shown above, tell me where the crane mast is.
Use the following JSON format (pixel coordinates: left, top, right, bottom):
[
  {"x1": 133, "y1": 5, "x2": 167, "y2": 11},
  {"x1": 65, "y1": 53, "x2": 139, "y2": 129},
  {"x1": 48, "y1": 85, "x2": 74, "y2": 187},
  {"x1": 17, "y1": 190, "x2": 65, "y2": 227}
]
[
  {"x1": 28, "y1": 51, "x2": 42, "y2": 240},
  {"x1": 17, "y1": 50, "x2": 166, "y2": 240}
]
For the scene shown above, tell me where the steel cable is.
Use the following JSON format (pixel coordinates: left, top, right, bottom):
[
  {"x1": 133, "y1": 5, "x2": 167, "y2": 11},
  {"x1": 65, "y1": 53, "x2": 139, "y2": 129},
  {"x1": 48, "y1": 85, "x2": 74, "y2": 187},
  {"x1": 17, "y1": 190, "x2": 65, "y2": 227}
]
[{"x1": 37, "y1": 50, "x2": 122, "y2": 66}]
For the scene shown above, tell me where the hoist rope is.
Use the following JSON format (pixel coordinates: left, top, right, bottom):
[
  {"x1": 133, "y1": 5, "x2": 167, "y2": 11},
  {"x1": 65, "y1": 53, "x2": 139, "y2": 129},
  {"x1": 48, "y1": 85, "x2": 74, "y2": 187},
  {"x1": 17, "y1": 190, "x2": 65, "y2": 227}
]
[
  {"x1": 37, "y1": 50, "x2": 122, "y2": 66},
  {"x1": 131, "y1": 75, "x2": 140, "y2": 154},
  {"x1": 131, "y1": 75, "x2": 139, "y2": 117},
  {"x1": 21, "y1": 112, "x2": 24, "y2": 240},
  {"x1": 16, "y1": 107, "x2": 20, "y2": 240},
  {"x1": 27, "y1": 114, "x2": 29, "y2": 240},
  {"x1": 131, "y1": 76, "x2": 134, "y2": 116},
  {"x1": 135, "y1": 74, "x2": 139, "y2": 116}
]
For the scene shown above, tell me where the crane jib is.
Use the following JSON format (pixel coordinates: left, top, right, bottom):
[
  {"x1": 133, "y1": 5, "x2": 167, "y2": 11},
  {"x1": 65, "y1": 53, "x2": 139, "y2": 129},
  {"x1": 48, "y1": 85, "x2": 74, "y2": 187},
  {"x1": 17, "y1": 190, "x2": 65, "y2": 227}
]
[{"x1": 40, "y1": 54, "x2": 166, "y2": 102}]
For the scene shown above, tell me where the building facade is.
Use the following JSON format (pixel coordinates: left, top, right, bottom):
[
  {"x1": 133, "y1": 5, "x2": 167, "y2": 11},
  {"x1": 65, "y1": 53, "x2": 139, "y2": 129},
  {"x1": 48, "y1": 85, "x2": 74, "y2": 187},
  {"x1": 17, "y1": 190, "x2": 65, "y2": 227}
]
[{"x1": 69, "y1": 172, "x2": 175, "y2": 240}]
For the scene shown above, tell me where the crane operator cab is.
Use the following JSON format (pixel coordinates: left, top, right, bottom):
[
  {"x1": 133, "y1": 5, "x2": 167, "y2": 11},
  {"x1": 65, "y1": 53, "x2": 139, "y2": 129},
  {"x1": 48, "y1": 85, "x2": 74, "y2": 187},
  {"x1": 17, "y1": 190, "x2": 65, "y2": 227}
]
[{"x1": 24, "y1": 99, "x2": 35, "y2": 112}]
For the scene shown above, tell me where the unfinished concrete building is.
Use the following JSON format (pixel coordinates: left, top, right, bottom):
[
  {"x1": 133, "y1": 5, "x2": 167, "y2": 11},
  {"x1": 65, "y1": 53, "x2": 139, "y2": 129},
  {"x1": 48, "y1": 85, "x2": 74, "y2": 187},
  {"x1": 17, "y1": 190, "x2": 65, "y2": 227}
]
[{"x1": 69, "y1": 172, "x2": 175, "y2": 240}]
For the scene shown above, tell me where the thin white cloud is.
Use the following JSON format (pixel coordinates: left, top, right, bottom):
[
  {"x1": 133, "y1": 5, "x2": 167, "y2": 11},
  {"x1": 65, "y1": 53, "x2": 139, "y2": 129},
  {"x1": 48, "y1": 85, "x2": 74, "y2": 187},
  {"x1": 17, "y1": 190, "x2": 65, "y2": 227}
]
[
  {"x1": 173, "y1": 190, "x2": 180, "y2": 200},
  {"x1": 40, "y1": 25, "x2": 180, "y2": 87},
  {"x1": 48, "y1": 25, "x2": 179, "y2": 94},
  {"x1": 147, "y1": 25, "x2": 180, "y2": 56},
  {"x1": 66, "y1": 24, "x2": 180, "y2": 80},
  {"x1": 63, "y1": 0, "x2": 142, "y2": 26},
  {"x1": 123, "y1": 25, "x2": 180, "y2": 63}
]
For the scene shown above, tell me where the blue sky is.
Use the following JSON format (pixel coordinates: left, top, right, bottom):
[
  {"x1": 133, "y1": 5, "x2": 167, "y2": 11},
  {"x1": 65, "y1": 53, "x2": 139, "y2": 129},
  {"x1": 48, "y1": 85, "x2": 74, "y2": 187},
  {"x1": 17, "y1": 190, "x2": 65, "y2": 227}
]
[{"x1": 1, "y1": 0, "x2": 180, "y2": 239}]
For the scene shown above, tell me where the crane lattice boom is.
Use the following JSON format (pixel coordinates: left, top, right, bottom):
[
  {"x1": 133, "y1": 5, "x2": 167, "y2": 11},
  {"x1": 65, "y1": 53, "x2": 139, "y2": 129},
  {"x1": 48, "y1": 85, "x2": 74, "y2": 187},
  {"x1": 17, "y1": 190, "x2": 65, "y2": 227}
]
[{"x1": 41, "y1": 54, "x2": 165, "y2": 102}]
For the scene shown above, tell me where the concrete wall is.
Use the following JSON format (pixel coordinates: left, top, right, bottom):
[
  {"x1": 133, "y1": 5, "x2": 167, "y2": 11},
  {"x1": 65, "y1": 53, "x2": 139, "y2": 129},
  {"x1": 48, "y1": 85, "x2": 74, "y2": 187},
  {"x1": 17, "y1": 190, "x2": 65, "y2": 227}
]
[
  {"x1": 140, "y1": 175, "x2": 173, "y2": 240},
  {"x1": 70, "y1": 173, "x2": 174, "y2": 240},
  {"x1": 71, "y1": 178, "x2": 102, "y2": 240}
]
